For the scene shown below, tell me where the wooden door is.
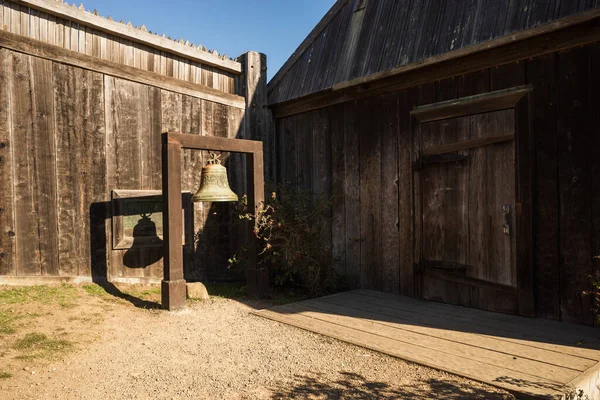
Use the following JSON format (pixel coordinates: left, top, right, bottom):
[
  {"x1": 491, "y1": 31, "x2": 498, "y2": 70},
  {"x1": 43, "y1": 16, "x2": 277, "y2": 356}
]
[{"x1": 417, "y1": 109, "x2": 519, "y2": 314}]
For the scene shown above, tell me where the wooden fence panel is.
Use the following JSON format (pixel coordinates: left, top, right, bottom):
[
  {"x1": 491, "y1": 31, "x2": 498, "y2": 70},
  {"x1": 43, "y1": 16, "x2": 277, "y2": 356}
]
[
  {"x1": 0, "y1": 0, "x2": 238, "y2": 94},
  {"x1": 54, "y1": 63, "x2": 106, "y2": 277},
  {"x1": 16, "y1": 54, "x2": 60, "y2": 276}
]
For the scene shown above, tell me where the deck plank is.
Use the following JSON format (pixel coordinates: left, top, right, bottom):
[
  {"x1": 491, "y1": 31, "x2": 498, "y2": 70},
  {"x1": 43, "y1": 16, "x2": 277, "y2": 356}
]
[
  {"x1": 276, "y1": 301, "x2": 579, "y2": 383},
  {"x1": 349, "y1": 291, "x2": 600, "y2": 357},
  {"x1": 257, "y1": 309, "x2": 563, "y2": 398},
  {"x1": 253, "y1": 290, "x2": 600, "y2": 399},
  {"x1": 295, "y1": 297, "x2": 595, "y2": 372},
  {"x1": 358, "y1": 290, "x2": 600, "y2": 342}
]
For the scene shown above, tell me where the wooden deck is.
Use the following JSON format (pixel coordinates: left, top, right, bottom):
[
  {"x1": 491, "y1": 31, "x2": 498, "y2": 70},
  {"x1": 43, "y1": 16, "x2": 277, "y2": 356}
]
[{"x1": 253, "y1": 290, "x2": 600, "y2": 399}]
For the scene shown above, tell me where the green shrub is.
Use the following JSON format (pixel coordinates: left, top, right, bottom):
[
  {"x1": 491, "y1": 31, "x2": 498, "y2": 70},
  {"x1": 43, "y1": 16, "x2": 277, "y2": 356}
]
[{"x1": 229, "y1": 188, "x2": 339, "y2": 297}]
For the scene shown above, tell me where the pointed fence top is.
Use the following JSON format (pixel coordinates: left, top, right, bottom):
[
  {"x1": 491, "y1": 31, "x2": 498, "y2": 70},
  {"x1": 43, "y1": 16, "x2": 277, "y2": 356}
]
[{"x1": 16, "y1": 0, "x2": 242, "y2": 74}]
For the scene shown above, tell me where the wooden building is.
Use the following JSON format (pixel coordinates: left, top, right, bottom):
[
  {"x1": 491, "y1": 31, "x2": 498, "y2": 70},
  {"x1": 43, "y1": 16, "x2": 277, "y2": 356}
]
[
  {"x1": 269, "y1": 0, "x2": 600, "y2": 325},
  {"x1": 0, "y1": 0, "x2": 271, "y2": 285}
]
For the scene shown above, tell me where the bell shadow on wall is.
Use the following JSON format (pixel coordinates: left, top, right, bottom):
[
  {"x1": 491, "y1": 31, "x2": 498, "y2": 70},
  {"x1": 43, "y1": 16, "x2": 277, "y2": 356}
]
[
  {"x1": 122, "y1": 213, "x2": 163, "y2": 268},
  {"x1": 88, "y1": 192, "x2": 193, "y2": 309}
]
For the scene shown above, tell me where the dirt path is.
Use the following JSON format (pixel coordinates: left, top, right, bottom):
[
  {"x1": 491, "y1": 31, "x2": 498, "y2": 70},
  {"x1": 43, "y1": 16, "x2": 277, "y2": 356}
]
[{"x1": 0, "y1": 285, "x2": 514, "y2": 399}]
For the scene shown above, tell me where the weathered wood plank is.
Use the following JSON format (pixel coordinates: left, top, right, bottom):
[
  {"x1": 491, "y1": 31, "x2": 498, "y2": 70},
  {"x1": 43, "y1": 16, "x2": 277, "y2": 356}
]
[
  {"x1": 330, "y1": 103, "x2": 345, "y2": 277},
  {"x1": 105, "y1": 76, "x2": 142, "y2": 279},
  {"x1": 422, "y1": 132, "x2": 514, "y2": 156},
  {"x1": 0, "y1": 49, "x2": 15, "y2": 275},
  {"x1": 295, "y1": 111, "x2": 313, "y2": 192},
  {"x1": 256, "y1": 305, "x2": 565, "y2": 398},
  {"x1": 380, "y1": 92, "x2": 400, "y2": 294},
  {"x1": 282, "y1": 115, "x2": 297, "y2": 188},
  {"x1": 411, "y1": 85, "x2": 530, "y2": 123},
  {"x1": 312, "y1": 294, "x2": 595, "y2": 371},
  {"x1": 420, "y1": 120, "x2": 449, "y2": 302},
  {"x1": 282, "y1": 299, "x2": 581, "y2": 383},
  {"x1": 354, "y1": 290, "x2": 600, "y2": 356},
  {"x1": 54, "y1": 63, "x2": 106, "y2": 277},
  {"x1": 12, "y1": 54, "x2": 59, "y2": 275},
  {"x1": 359, "y1": 96, "x2": 382, "y2": 290},
  {"x1": 413, "y1": 83, "x2": 436, "y2": 299},
  {"x1": 397, "y1": 89, "x2": 414, "y2": 296},
  {"x1": 344, "y1": 101, "x2": 360, "y2": 288},
  {"x1": 179, "y1": 95, "x2": 203, "y2": 281},
  {"x1": 557, "y1": 48, "x2": 594, "y2": 325},
  {"x1": 333, "y1": 0, "x2": 368, "y2": 84}
]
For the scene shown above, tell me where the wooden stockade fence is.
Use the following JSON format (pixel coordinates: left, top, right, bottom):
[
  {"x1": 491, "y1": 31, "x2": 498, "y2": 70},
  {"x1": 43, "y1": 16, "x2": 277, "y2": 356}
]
[
  {"x1": 0, "y1": 0, "x2": 238, "y2": 93},
  {"x1": 0, "y1": 0, "x2": 274, "y2": 284}
]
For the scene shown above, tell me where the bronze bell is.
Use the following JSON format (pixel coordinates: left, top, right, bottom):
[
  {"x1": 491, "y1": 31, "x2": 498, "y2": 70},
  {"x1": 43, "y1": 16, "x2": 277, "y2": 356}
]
[{"x1": 192, "y1": 153, "x2": 238, "y2": 202}]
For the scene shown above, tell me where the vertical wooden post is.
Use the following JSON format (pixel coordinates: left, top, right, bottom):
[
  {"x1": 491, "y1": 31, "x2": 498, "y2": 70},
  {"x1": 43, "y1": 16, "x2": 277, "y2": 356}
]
[
  {"x1": 237, "y1": 51, "x2": 274, "y2": 182},
  {"x1": 246, "y1": 148, "x2": 267, "y2": 298},
  {"x1": 161, "y1": 133, "x2": 187, "y2": 310}
]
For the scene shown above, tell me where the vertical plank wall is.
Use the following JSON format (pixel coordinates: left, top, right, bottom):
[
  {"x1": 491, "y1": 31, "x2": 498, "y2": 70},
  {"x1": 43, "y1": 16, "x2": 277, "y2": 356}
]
[
  {"x1": 274, "y1": 42, "x2": 600, "y2": 325},
  {"x1": 0, "y1": 48, "x2": 245, "y2": 282}
]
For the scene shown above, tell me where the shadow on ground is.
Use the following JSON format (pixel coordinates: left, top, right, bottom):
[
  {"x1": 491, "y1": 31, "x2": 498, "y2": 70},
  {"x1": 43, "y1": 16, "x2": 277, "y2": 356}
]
[
  {"x1": 92, "y1": 281, "x2": 162, "y2": 310},
  {"x1": 272, "y1": 372, "x2": 513, "y2": 400}
]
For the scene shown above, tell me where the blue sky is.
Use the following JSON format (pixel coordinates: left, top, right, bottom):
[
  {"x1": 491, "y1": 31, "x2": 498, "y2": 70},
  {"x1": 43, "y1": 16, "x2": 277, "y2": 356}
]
[{"x1": 79, "y1": 0, "x2": 336, "y2": 80}]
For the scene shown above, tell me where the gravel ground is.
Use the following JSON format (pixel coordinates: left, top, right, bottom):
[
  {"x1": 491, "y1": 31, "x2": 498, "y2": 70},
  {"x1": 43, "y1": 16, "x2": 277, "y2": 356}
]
[{"x1": 1, "y1": 290, "x2": 515, "y2": 399}]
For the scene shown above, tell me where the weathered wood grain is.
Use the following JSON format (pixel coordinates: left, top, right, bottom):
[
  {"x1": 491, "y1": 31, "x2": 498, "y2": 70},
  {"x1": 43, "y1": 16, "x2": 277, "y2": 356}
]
[
  {"x1": 343, "y1": 100, "x2": 360, "y2": 288},
  {"x1": 397, "y1": 89, "x2": 414, "y2": 297},
  {"x1": 8, "y1": 51, "x2": 32, "y2": 273},
  {"x1": 296, "y1": 111, "x2": 313, "y2": 192},
  {"x1": 53, "y1": 63, "x2": 106, "y2": 277},
  {"x1": 358, "y1": 95, "x2": 381, "y2": 290},
  {"x1": 179, "y1": 95, "x2": 203, "y2": 281},
  {"x1": 380, "y1": 93, "x2": 400, "y2": 294},
  {"x1": 105, "y1": 77, "x2": 143, "y2": 279},
  {"x1": 15, "y1": 54, "x2": 59, "y2": 275},
  {"x1": 330, "y1": 103, "x2": 346, "y2": 277},
  {"x1": 281, "y1": 115, "x2": 297, "y2": 188},
  {"x1": 413, "y1": 83, "x2": 436, "y2": 299},
  {"x1": 254, "y1": 290, "x2": 597, "y2": 398},
  {"x1": 0, "y1": 49, "x2": 15, "y2": 275}
]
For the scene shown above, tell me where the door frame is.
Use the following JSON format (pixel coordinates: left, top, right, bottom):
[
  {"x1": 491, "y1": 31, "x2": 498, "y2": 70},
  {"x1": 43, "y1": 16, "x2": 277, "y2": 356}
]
[{"x1": 410, "y1": 85, "x2": 534, "y2": 317}]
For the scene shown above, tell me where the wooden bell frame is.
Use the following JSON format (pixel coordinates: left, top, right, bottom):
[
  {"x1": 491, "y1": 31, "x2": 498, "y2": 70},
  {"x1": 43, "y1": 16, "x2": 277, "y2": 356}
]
[{"x1": 161, "y1": 132, "x2": 266, "y2": 310}]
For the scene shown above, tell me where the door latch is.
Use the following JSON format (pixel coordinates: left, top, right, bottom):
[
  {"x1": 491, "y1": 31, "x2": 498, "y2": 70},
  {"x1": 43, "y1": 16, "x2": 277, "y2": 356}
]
[{"x1": 502, "y1": 204, "x2": 510, "y2": 235}]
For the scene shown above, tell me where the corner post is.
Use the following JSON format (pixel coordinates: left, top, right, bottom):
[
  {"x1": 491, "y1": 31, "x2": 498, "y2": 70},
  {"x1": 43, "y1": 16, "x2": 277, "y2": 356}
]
[
  {"x1": 161, "y1": 133, "x2": 186, "y2": 310},
  {"x1": 237, "y1": 51, "x2": 275, "y2": 182}
]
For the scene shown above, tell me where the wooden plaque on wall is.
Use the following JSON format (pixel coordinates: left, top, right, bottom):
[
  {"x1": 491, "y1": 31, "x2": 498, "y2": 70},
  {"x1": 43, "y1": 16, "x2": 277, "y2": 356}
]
[{"x1": 111, "y1": 190, "x2": 192, "y2": 250}]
